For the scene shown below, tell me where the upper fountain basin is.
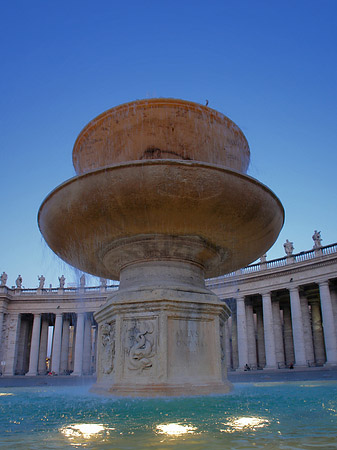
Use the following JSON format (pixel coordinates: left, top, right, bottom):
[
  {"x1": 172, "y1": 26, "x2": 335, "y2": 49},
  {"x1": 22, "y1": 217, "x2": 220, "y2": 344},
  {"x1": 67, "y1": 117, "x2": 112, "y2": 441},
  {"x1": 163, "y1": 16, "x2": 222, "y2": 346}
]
[{"x1": 72, "y1": 98, "x2": 250, "y2": 175}]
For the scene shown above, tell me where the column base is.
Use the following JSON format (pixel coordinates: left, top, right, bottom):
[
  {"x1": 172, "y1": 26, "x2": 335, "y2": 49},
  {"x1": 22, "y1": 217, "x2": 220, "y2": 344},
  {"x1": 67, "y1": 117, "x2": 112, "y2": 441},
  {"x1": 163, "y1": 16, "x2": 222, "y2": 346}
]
[
  {"x1": 25, "y1": 372, "x2": 38, "y2": 377},
  {"x1": 236, "y1": 367, "x2": 249, "y2": 372},
  {"x1": 324, "y1": 362, "x2": 337, "y2": 368},
  {"x1": 294, "y1": 364, "x2": 307, "y2": 369}
]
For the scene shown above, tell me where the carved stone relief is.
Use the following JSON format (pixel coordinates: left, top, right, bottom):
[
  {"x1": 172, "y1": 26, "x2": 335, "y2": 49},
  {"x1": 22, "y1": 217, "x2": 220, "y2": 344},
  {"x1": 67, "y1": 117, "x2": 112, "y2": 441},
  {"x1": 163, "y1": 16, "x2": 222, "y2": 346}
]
[{"x1": 125, "y1": 320, "x2": 156, "y2": 373}]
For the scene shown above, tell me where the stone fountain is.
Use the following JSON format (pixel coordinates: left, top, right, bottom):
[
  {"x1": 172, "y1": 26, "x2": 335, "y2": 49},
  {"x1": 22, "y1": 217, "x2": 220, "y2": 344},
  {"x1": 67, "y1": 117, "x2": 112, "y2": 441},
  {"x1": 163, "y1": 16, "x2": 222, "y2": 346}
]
[{"x1": 38, "y1": 99, "x2": 284, "y2": 396}]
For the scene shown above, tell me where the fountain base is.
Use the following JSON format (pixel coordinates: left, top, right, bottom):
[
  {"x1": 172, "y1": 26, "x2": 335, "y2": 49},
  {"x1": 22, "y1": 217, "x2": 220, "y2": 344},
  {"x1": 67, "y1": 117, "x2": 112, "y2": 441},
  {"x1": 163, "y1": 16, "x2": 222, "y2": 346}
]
[
  {"x1": 92, "y1": 381, "x2": 233, "y2": 397},
  {"x1": 92, "y1": 255, "x2": 232, "y2": 397}
]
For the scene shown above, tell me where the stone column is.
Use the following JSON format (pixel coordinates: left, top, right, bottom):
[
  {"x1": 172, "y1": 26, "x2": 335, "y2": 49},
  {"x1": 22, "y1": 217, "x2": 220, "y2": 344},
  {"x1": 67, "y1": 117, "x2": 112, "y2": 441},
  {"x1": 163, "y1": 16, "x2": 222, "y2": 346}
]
[
  {"x1": 82, "y1": 315, "x2": 92, "y2": 375},
  {"x1": 246, "y1": 302, "x2": 257, "y2": 367},
  {"x1": 0, "y1": 311, "x2": 3, "y2": 337},
  {"x1": 300, "y1": 293, "x2": 315, "y2": 365},
  {"x1": 236, "y1": 296, "x2": 248, "y2": 369},
  {"x1": 289, "y1": 286, "x2": 307, "y2": 366},
  {"x1": 261, "y1": 291, "x2": 277, "y2": 369},
  {"x1": 283, "y1": 304, "x2": 295, "y2": 366},
  {"x1": 72, "y1": 312, "x2": 85, "y2": 376},
  {"x1": 226, "y1": 316, "x2": 232, "y2": 369},
  {"x1": 38, "y1": 317, "x2": 49, "y2": 374},
  {"x1": 272, "y1": 300, "x2": 285, "y2": 367},
  {"x1": 255, "y1": 306, "x2": 266, "y2": 368},
  {"x1": 231, "y1": 310, "x2": 239, "y2": 369},
  {"x1": 92, "y1": 324, "x2": 98, "y2": 375},
  {"x1": 60, "y1": 317, "x2": 70, "y2": 374},
  {"x1": 51, "y1": 313, "x2": 63, "y2": 374},
  {"x1": 16, "y1": 319, "x2": 30, "y2": 375},
  {"x1": 68, "y1": 323, "x2": 75, "y2": 371},
  {"x1": 0, "y1": 311, "x2": 4, "y2": 367},
  {"x1": 311, "y1": 301, "x2": 326, "y2": 365},
  {"x1": 318, "y1": 281, "x2": 337, "y2": 365},
  {"x1": 3, "y1": 314, "x2": 21, "y2": 376},
  {"x1": 224, "y1": 320, "x2": 231, "y2": 370},
  {"x1": 330, "y1": 289, "x2": 337, "y2": 330},
  {"x1": 26, "y1": 314, "x2": 42, "y2": 376}
]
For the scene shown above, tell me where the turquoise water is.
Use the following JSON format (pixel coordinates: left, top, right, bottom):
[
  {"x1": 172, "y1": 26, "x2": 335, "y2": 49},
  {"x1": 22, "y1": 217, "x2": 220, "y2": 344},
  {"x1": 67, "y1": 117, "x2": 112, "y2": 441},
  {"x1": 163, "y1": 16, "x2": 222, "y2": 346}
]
[{"x1": 0, "y1": 381, "x2": 336, "y2": 449}]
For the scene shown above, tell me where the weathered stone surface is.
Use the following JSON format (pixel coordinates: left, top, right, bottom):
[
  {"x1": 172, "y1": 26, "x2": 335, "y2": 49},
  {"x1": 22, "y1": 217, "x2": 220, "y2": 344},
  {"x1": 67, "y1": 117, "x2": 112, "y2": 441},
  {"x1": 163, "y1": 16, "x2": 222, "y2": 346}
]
[
  {"x1": 38, "y1": 162, "x2": 284, "y2": 279},
  {"x1": 93, "y1": 296, "x2": 232, "y2": 397},
  {"x1": 72, "y1": 98, "x2": 250, "y2": 175},
  {"x1": 38, "y1": 99, "x2": 284, "y2": 396}
]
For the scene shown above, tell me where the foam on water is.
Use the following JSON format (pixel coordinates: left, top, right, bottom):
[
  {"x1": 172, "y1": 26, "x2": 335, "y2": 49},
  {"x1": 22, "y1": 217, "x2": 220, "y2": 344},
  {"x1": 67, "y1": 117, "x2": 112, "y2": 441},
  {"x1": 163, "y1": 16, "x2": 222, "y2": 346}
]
[{"x1": 0, "y1": 381, "x2": 336, "y2": 449}]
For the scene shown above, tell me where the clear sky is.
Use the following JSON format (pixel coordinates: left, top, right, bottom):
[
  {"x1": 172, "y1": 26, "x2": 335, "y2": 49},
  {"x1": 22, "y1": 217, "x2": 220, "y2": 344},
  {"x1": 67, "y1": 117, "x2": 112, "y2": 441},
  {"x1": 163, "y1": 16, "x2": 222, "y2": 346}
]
[{"x1": 1, "y1": 0, "x2": 336, "y2": 288}]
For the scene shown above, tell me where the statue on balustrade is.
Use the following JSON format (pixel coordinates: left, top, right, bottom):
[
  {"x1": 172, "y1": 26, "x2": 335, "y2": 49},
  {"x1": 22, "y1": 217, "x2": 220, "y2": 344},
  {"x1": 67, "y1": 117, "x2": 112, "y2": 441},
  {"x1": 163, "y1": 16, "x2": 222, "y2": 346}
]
[
  {"x1": 100, "y1": 277, "x2": 107, "y2": 287},
  {"x1": 38, "y1": 275, "x2": 45, "y2": 289},
  {"x1": 283, "y1": 239, "x2": 294, "y2": 256},
  {"x1": 80, "y1": 274, "x2": 86, "y2": 287},
  {"x1": 312, "y1": 230, "x2": 322, "y2": 249},
  {"x1": 0, "y1": 272, "x2": 7, "y2": 286},
  {"x1": 260, "y1": 254, "x2": 267, "y2": 263},
  {"x1": 16, "y1": 274, "x2": 23, "y2": 289},
  {"x1": 58, "y1": 275, "x2": 65, "y2": 288}
]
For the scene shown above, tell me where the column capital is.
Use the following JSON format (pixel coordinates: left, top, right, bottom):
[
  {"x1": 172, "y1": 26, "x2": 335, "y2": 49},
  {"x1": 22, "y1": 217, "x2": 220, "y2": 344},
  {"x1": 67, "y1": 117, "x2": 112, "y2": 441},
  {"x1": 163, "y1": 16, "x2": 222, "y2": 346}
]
[
  {"x1": 260, "y1": 290, "x2": 271, "y2": 298},
  {"x1": 318, "y1": 279, "x2": 330, "y2": 288},
  {"x1": 288, "y1": 285, "x2": 300, "y2": 293},
  {"x1": 236, "y1": 295, "x2": 245, "y2": 303}
]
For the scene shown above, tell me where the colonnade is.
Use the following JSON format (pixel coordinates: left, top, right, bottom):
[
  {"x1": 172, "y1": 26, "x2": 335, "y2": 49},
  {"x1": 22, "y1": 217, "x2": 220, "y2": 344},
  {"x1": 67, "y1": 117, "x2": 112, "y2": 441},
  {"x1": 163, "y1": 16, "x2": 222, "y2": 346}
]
[
  {"x1": 223, "y1": 280, "x2": 337, "y2": 370},
  {"x1": 1, "y1": 244, "x2": 337, "y2": 376},
  {"x1": 1, "y1": 311, "x2": 97, "y2": 376}
]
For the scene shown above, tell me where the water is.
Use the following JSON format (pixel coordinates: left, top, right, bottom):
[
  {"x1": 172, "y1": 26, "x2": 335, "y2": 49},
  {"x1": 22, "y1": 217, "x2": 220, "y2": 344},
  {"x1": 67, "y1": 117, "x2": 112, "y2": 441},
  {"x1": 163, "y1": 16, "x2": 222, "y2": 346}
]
[{"x1": 0, "y1": 381, "x2": 336, "y2": 449}]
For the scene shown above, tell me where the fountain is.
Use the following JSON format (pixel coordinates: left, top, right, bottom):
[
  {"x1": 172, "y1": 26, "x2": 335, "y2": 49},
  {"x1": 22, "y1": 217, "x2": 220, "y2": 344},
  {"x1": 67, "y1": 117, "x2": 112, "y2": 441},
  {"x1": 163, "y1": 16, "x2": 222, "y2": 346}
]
[{"x1": 38, "y1": 98, "x2": 284, "y2": 396}]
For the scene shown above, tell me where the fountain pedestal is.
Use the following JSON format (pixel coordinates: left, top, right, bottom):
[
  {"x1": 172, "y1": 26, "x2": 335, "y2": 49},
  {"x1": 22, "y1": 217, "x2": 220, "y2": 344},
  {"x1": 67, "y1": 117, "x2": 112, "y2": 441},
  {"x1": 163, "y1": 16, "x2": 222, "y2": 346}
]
[
  {"x1": 94, "y1": 293, "x2": 231, "y2": 397},
  {"x1": 92, "y1": 236, "x2": 232, "y2": 396}
]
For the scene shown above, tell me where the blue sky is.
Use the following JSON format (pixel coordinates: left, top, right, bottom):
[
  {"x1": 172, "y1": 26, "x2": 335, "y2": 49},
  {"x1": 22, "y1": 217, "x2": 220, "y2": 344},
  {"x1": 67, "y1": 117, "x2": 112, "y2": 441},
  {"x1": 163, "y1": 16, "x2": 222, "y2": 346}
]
[{"x1": 1, "y1": 0, "x2": 336, "y2": 288}]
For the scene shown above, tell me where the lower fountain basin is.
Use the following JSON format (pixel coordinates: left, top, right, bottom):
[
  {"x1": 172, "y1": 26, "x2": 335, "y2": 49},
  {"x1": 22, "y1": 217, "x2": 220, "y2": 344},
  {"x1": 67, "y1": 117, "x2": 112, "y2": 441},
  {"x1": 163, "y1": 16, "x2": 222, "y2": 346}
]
[
  {"x1": 1, "y1": 380, "x2": 336, "y2": 449},
  {"x1": 38, "y1": 160, "x2": 284, "y2": 280}
]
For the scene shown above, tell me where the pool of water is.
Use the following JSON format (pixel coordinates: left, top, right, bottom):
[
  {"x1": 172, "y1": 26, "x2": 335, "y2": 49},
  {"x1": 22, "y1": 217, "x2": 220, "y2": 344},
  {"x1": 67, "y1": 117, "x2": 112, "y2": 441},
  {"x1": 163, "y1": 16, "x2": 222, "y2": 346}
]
[{"x1": 0, "y1": 381, "x2": 336, "y2": 449}]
